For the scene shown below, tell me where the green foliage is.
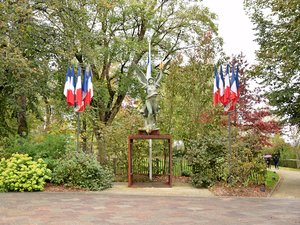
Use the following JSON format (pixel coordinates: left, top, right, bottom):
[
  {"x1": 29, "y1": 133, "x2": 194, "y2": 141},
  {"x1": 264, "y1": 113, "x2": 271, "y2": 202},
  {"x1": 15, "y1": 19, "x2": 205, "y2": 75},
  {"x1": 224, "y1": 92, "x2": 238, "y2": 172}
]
[
  {"x1": 159, "y1": 60, "x2": 223, "y2": 140},
  {"x1": 265, "y1": 171, "x2": 279, "y2": 189},
  {"x1": 244, "y1": 0, "x2": 300, "y2": 125},
  {"x1": 2, "y1": 134, "x2": 70, "y2": 170},
  {"x1": 52, "y1": 151, "x2": 113, "y2": 191},
  {"x1": 262, "y1": 135, "x2": 296, "y2": 160},
  {"x1": 0, "y1": 1, "x2": 54, "y2": 137},
  {"x1": 0, "y1": 153, "x2": 51, "y2": 192},
  {"x1": 228, "y1": 138, "x2": 267, "y2": 186},
  {"x1": 186, "y1": 136, "x2": 226, "y2": 188},
  {"x1": 280, "y1": 159, "x2": 299, "y2": 169},
  {"x1": 181, "y1": 170, "x2": 191, "y2": 177}
]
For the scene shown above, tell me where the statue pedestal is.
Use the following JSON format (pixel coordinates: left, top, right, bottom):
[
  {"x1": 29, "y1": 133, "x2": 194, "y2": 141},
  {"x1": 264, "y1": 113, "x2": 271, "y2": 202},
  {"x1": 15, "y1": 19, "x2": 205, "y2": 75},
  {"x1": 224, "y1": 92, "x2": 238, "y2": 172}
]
[{"x1": 128, "y1": 133, "x2": 172, "y2": 187}]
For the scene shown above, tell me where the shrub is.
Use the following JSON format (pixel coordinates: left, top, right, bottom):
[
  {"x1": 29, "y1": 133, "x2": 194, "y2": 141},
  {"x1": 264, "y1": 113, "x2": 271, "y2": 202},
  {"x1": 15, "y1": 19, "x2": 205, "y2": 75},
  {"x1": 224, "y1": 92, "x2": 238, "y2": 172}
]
[
  {"x1": 226, "y1": 144, "x2": 267, "y2": 186},
  {"x1": 0, "y1": 153, "x2": 51, "y2": 192},
  {"x1": 181, "y1": 170, "x2": 191, "y2": 177},
  {"x1": 2, "y1": 134, "x2": 70, "y2": 170},
  {"x1": 186, "y1": 136, "x2": 226, "y2": 188},
  {"x1": 52, "y1": 151, "x2": 113, "y2": 191},
  {"x1": 280, "y1": 159, "x2": 299, "y2": 169}
]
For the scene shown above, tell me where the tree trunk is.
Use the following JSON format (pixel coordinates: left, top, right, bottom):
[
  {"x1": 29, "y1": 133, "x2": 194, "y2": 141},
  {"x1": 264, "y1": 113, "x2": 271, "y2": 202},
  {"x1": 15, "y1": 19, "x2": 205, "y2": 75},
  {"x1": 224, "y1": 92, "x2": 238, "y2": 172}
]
[
  {"x1": 17, "y1": 95, "x2": 28, "y2": 137},
  {"x1": 82, "y1": 116, "x2": 87, "y2": 152},
  {"x1": 44, "y1": 96, "x2": 51, "y2": 131},
  {"x1": 93, "y1": 122, "x2": 107, "y2": 163}
]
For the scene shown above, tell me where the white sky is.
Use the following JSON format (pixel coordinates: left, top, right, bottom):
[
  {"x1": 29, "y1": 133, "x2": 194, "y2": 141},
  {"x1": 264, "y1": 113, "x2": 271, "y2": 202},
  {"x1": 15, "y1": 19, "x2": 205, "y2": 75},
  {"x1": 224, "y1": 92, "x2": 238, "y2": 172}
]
[{"x1": 202, "y1": 0, "x2": 258, "y2": 64}]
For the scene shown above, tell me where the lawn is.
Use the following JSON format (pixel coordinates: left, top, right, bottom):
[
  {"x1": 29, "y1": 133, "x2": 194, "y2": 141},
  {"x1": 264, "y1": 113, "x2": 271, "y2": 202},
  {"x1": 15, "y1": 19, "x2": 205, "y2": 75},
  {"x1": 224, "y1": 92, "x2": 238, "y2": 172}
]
[{"x1": 265, "y1": 171, "x2": 279, "y2": 189}]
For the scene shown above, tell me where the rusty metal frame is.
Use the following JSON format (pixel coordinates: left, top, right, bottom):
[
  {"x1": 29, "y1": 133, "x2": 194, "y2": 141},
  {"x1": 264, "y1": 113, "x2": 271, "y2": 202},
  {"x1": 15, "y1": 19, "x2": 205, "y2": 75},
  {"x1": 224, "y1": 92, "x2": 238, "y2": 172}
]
[{"x1": 128, "y1": 134, "x2": 172, "y2": 187}]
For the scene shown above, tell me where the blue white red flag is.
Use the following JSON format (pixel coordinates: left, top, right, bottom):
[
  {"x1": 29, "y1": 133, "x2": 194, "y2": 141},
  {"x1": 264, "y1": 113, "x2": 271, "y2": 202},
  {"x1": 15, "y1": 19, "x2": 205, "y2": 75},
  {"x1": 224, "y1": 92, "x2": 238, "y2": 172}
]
[
  {"x1": 63, "y1": 66, "x2": 74, "y2": 106},
  {"x1": 77, "y1": 67, "x2": 88, "y2": 112},
  {"x1": 85, "y1": 69, "x2": 93, "y2": 105},
  {"x1": 236, "y1": 65, "x2": 240, "y2": 99},
  {"x1": 230, "y1": 65, "x2": 238, "y2": 106},
  {"x1": 75, "y1": 66, "x2": 82, "y2": 109},
  {"x1": 213, "y1": 66, "x2": 220, "y2": 106},
  {"x1": 219, "y1": 65, "x2": 225, "y2": 105},
  {"x1": 224, "y1": 64, "x2": 231, "y2": 105}
]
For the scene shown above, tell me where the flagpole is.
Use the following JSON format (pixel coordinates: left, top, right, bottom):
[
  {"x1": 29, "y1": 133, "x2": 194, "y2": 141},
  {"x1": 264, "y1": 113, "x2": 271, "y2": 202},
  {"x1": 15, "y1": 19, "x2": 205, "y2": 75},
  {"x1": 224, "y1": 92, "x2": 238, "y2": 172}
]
[
  {"x1": 228, "y1": 111, "x2": 232, "y2": 185},
  {"x1": 149, "y1": 139, "x2": 152, "y2": 181},
  {"x1": 77, "y1": 112, "x2": 80, "y2": 152}
]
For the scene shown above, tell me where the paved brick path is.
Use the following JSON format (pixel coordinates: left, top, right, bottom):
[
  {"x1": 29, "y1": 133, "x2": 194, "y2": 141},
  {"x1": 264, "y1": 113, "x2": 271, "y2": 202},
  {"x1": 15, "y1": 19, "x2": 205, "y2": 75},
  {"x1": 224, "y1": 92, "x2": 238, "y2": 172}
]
[
  {"x1": 1, "y1": 169, "x2": 300, "y2": 225},
  {"x1": 271, "y1": 167, "x2": 300, "y2": 198},
  {"x1": 1, "y1": 192, "x2": 300, "y2": 225}
]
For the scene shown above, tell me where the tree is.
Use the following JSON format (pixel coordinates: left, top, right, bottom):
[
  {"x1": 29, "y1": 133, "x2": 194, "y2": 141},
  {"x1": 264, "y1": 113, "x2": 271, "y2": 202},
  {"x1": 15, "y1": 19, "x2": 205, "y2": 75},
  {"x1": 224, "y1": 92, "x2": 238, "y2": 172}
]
[
  {"x1": 0, "y1": 0, "x2": 53, "y2": 137},
  {"x1": 244, "y1": 0, "x2": 300, "y2": 126},
  {"x1": 31, "y1": 0, "x2": 220, "y2": 160},
  {"x1": 229, "y1": 54, "x2": 281, "y2": 149}
]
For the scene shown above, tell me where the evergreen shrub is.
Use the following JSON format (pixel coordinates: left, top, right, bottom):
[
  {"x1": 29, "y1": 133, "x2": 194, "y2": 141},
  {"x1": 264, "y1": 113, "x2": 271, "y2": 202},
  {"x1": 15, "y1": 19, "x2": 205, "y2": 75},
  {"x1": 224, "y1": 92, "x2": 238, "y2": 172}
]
[
  {"x1": 0, "y1": 153, "x2": 51, "y2": 192},
  {"x1": 186, "y1": 137, "x2": 226, "y2": 188},
  {"x1": 52, "y1": 151, "x2": 113, "y2": 191},
  {"x1": 2, "y1": 134, "x2": 69, "y2": 170}
]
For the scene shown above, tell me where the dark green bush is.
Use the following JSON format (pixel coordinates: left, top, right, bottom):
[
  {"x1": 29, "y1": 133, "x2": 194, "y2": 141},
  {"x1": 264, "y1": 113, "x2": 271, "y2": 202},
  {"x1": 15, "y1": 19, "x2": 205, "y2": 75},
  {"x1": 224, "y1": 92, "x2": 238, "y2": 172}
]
[
  {"x1": 2, "y1": 134, "x2": 69, "y2": 170},
  {"x1": 52, "y1": 151, "x2": 113, "y2": 191},
  {"x1": 280, "y1": 159, "x2": 299, "y2": 169},
  {"x1": 186, "y1": 137, "x2": 226, "y2": 188},
  {"x1": 226, "y1": 142, "x2": 267, "y2": 186},
  {"x1": 181, "y1": 170, "x2": 191, "y2": 177},
  {"x1": 0, "y1": 153, "x2": 51, "y2": 192}
]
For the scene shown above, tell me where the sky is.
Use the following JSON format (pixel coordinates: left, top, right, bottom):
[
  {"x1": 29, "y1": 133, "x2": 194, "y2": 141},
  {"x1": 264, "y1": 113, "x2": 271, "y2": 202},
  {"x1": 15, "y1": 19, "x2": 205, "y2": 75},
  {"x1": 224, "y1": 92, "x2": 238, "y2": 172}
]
[{"x1": 202, "y1": 0, "x2": 258, "y2": 64}]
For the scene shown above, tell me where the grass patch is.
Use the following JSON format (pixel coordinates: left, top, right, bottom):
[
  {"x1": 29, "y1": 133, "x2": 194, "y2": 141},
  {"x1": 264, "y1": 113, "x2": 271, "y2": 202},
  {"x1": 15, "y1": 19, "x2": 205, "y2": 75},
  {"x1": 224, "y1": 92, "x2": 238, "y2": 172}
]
[{"x1": 265, "y1": 171, "x2": 279, "y2": 189}]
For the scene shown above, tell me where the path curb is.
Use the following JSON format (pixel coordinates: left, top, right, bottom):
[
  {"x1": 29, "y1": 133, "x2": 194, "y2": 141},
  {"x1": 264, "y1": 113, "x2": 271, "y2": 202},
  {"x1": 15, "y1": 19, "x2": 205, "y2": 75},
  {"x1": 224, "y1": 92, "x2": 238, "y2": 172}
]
[{"x1": 268, "y1": 174, "x2": 282, "y2": 197}]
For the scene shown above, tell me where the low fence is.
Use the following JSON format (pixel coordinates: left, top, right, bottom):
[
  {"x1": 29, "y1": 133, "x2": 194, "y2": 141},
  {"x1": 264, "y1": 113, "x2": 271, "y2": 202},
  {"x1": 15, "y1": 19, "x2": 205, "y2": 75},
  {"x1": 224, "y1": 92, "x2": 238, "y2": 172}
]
[{"x1": 113, "y1": 158, "x2": 192, "y2": 177}]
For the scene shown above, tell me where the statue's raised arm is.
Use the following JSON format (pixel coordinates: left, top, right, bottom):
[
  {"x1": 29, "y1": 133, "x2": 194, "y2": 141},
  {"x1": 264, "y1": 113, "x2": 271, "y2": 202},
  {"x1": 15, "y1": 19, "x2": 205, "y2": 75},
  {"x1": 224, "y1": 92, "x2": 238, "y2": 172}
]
[{"x1": 155, "y1": 59, "x2": 171, "y2": 86}]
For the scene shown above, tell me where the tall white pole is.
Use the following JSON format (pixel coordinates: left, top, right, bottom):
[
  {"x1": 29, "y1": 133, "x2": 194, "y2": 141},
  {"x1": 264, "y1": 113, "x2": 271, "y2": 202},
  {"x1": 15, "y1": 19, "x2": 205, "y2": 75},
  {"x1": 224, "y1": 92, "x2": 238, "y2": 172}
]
[
  {"x1": 149, "y1": 139, "x2": 152, "y2": 181},
  {"x1": 146, "y1": 37, "x2": 152, "y2": 80}
]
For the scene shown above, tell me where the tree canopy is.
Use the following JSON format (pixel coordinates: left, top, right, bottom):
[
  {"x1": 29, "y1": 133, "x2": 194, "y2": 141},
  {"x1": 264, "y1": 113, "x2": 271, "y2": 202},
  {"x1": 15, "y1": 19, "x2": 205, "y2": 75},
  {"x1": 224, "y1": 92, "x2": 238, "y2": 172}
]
[{"x1": 244, "y1": 0, "x2": 300, "y2": 126}]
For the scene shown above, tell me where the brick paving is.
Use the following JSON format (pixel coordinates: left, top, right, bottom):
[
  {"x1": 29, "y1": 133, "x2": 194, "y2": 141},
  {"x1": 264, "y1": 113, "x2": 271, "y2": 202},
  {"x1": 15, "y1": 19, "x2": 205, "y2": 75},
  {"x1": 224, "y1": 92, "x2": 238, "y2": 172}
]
[
  {"x1": 271, "y1": 168, "x2": 300, "y2": 198},
  {"x1": 1, "y1": 168, "x2": 300, "y2": 225},
  {"x1": 1, "y1": 192, "x2": 300, "y2": 225}
]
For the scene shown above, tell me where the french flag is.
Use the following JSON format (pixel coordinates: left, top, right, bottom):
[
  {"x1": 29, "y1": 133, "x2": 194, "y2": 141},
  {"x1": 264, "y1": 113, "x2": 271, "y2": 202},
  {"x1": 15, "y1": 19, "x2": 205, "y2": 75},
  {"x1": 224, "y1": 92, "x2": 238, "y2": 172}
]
[
  {"x1": 230, "y1": 65, "x2": 239, "y2": 106},
  {"x1": 75, "y1": 66, "x2": 82, "y2": 107},
  {"x1": 236, "y1": 65, "x2": 240, "y2": 99},
  {"x1": 63, "y1": 66, "x2": 74, "y2": 106},
  {"x1": 224, "y1": 64, "x2": 231, "y2": 105},
  {"x1": 219, "y1": 65, "x2": 225, "y2": 105},
  {"x1": 77, "y1": 67, "x2": 88, "y2": 112},
  {"x1": 213, "y1": 66, "x2": 219, "y2": 106},
  {"x1": 84, "y1": 69, "x2": 93, "y2": 105}
]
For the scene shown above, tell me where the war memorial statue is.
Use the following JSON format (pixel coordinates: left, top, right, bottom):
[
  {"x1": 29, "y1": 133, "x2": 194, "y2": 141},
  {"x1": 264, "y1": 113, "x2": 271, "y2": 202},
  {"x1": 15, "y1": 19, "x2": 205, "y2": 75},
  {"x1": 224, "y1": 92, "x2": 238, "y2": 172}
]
[{"x1": 135, "y1": 61, "x2": 170, "y2": 133}]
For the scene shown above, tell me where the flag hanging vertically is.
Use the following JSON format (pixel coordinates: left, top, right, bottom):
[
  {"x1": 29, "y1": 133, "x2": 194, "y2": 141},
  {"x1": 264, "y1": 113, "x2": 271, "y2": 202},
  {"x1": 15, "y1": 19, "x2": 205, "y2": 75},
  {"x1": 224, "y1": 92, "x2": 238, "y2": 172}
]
[
  {"x1": 236, "y1": 65, "x2": 240, "y2": 99},
  {"x1": 224, "y1": 64, "x2": 231, "y2": 105},
  {"x1": 77, "y1": 67, "x2": 88, "y2": 112},
  {"x1": 213, "y1": 66, "x2": 220, "y2": 106},
  {"x1": 85, "y1": 68, "x2": 93, "y2": 105},
  {"x1": 230, "y1": 65, "x2": 238, "y2": 106},
  {"x1": 64, "y1": 66, "x2": 74, "y2": 106},
  {"x1": 219, "y1": 65, "x2": 225, "y2": 105},
  {"x1": 75, "y1": 66, "x2": 82, "y2": 107},
  {"x1": 63, "y1": 66, "x2": 69, "y2": 98},
  {"x1": 64, "y1": 64, "x2": 93, "y2": 112},
  {"x1": 146, "y1": 39, "x2": 152, "y2": 80}
]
